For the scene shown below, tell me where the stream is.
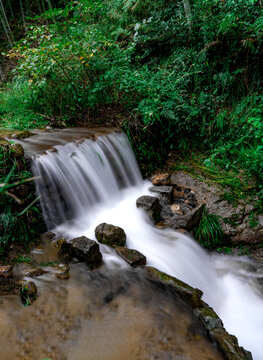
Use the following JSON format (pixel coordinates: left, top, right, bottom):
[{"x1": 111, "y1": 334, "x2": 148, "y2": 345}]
[{"x1": 1, "y1": 131, "x2": 263, "y2": 359}]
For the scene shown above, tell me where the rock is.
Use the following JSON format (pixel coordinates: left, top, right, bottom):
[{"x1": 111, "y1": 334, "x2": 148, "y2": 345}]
[
  {"x1": 149, "y1": 186, "x2": 173, "y2": 204},
  {"x1": 171, "y1": 170, "x2": 263, "y2": 246},
  {"x1": 162, "y1": 203, "x2": 205, "y2": 231},
  {"x1": 55, "y1": 264, "x2": 69, "y2": 279},
  {"x1": 170, "y1": 203, "x2": 182, "y2": 213},
  {"x1": 26, "y1": 268, "x2": 48, "y2": 278},
  {"x1": 151, "y1": 173, "x2": 170, "y2": 186},
  {"x1": 145, "y1": 266, "x2": 252, "y2": 359},
  {"x1": 0, "y1": 265, "x2": 13, "y2": 278},
  {"x1": 61, "y1": 236, "x2": 102, "y2": 269},
  {"x1": 10, "y1": 143, "x2": 24, "y2": 157},
  {"x1": 209, "y1": 328, "x2": 252, "y2": 360},
  {"x1": 95, "y1": 223, "x2": 126, "y2": 247},
  {"x1": 115, "y1": 247, "x2": 146, "y2": 267},
  {"x1": 195, "y1": 306, "x2": 223, "y2": 331},
  {"x1": 160, "y1": 205, "x2": 174, "y2": 221},
  {"x1": 136, "y1": 195, "x2": 161, "y2": 223},
  {"x1": 145, "y1": 267, "x2": 203, "y2": 308},
  {"x1": 11, "y1": 130, "x2": 34, "y2": 139},
  {"x1": 19, "y1": 280, "x2": 38, "y2": 306}
]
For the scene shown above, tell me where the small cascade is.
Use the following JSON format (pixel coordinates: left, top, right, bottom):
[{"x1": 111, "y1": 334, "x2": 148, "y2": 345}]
[
  {"x1": 32, "y1": 132, "x2": 263, "y2": 360},
  {"x1": 32, "y1": 133, "x2": 142, "y2": 227}
]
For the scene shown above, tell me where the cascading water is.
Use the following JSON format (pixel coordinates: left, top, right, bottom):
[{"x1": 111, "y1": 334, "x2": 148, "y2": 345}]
[{"x1": 32, "y1": 132, "x2": 263, "y2": 360}]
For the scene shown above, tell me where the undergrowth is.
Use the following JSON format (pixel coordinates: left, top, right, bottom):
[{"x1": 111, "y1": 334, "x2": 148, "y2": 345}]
[
  {"x1": 0, "y1": 145, "x2": 44, "y2": 257},
  {"x1": 194, "y1": 208, "x2": 225, "y2": 250},
  {"x1": 0, "y1": 0, "x2": 263, "y2": 204}
]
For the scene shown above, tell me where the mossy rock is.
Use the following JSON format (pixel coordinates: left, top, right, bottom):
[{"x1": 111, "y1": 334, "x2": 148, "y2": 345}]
[
  {"x1": 145, "y1": 266, "x2": 203, "y2": 308},
  {"x1": 115, "y1": 247, "x2": 146, "y2": 267},
  {"x1": 210, "y1": 328, "x2": 252, "y2": 360},
  {"x1": 58, "y1": 236, "x2": 102, "y2": 269},
  {"x1": 11, "y1": 131, "x2": 34, "y2": 140},
  {"x1": 195, "y1": 306, "x2": 223, "y2": 331},
  {"x1": 9, "y1": 143, "x2": 24, "y2": 157},
  {"x1": 95, "y1": 223, "x2": 126, "y2": 247}
]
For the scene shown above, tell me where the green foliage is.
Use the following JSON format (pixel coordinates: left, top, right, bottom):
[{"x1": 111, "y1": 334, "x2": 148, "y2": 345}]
[
  {"x1": 0, "y1": 80, "x2": 48, "y2": 129},
  {"x1": 194, "y1": 208, "x2": 225, "y2": 250},
  {"x1": 1, "y1": 0, "x2": 263, "y2": 181},
  {"x1": 0, "y1": 144, "x2": 44, "y2": 257}
]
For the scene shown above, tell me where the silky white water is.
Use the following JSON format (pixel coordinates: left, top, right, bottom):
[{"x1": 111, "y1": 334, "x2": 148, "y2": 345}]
[{"x1": 32, "y1": 132, "x2": 263, "y2": 360}]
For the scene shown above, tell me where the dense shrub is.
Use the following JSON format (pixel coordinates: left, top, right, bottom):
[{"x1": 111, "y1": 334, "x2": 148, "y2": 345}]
[{"x1": 1, "y1": 0, "x2": 263, "y2": 183}]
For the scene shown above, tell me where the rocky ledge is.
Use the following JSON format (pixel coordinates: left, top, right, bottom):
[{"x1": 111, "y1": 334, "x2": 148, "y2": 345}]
[{"x1": 145, "y1": 267, "x2": 252, "y2": 360}]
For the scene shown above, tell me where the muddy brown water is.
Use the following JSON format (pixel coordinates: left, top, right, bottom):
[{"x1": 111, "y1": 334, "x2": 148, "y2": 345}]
[
  {"x1": 6, "y1": 127, "x2": 118, "y2": 156},
  {"x1": 0, "y1": 264, "x2": 223, "y2": 360}
]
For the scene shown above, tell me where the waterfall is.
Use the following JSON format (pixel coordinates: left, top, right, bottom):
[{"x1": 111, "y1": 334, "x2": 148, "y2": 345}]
[
  {"x1": 32, "y1": 132, "x2": 263, "y2": 360},
  {"x1": 32, "y1": 133, "x2": 142, "y2": 228}
]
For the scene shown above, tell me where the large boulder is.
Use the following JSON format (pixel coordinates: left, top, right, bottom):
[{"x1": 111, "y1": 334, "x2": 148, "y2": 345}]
[
  {"x1": 95, "y1": 223, "x2": 126, "y2": 247},
  {"x1": 171, "y1": 171, "x2": 263, "y2": 248},
  {"x1": 59, "y1": 236, "x2": 102, "y2": 269},
  {"x1": 144, "y1": 267, "x2": 252, "y2": 360},
  {"x1": 136, "y1": 195, "x2": 161, "y2": 223},
  {"x1": 145, "y1": 267, "x2": 203, "y2": 308},
  {"x1": 115, "y1": 247, "x2": 146, "y2": 267}
]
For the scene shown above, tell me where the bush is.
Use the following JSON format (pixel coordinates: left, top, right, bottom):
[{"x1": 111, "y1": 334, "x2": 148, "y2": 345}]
[{"x1": 194, "y1": 209, "x2": 225, "y2": 250}]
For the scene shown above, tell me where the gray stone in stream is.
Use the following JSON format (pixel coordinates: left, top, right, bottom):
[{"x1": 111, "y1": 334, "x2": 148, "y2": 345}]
[
  {"x1": 95, "y1": 223, "x2": 126, "y2": 247},
  {"x1": 167, "y1": 203, "x2": 205, "y2": 231},
  {"x1": 70, "y1": 236, "x2": 102, "y2": 268},
  {"x1": 115, "y1": 247, "x2": 146, "y2": 267},
  {"x1": 136, "y1": 195, "x2": 161, "y2": 223},
  {"x1": 26, "y1": 268, "x2": 48, "y2": 278},
  {"x1": 59, "y1": 236, "x2": 102, "y2": 269},
  {"x1": 149, "y1": 186, "x2": 173, "y2": 204}
]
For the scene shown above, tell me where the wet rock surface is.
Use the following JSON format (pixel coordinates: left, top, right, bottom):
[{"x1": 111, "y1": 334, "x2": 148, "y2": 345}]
[
  {"x1": 171, "y1": 171, "x2": 263, "y2": 248},
  {"x1": 144, "y1": 267, "x2": 252, "y2": 360},
  {"x1": 26, "y1": 268, "x2": 48, "y2": 278},
  {"x1": 136, "y1": 195, "x2": 161, "y2": 223},
  {"x1": 145, "y1": 267, "x2": 203, "y2": 308},
  {"x1": 0, "y1": 265, "x2": 225, "y2": 360},
  {"x1": 60, "y1": 236, "x2": 102, "y2": 269},
  {"x1": 150, "y1": 186, "x2": 173, "y2": 204},
  {"x1": 115, "y1": 247, "x2": 146, "y2": 267},
  {"x1": 136, "y1": 175, "x2": 204, "y2": 231},
  {"x1": 95, "y1": 223, "x2": 126, "y2": 247}
]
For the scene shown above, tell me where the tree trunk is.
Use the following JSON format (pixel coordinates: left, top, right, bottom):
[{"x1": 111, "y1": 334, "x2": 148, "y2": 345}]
[{"x1": 182, "y1": 0, "x2": 192, "y2": 30}]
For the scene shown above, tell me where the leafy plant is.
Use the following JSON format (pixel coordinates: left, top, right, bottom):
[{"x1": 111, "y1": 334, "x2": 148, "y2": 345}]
[{"x1": 194, "y1": 208, "x2": 225, "y2": 250}]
